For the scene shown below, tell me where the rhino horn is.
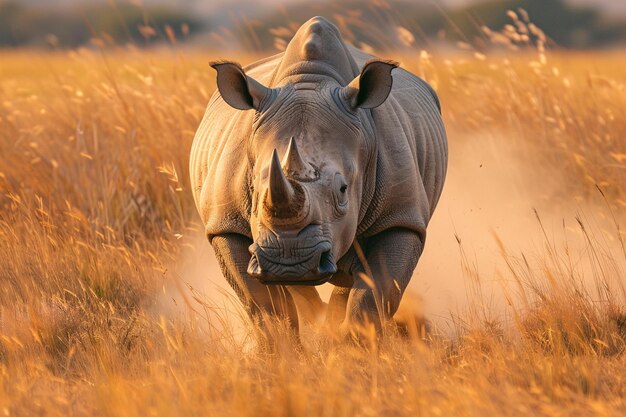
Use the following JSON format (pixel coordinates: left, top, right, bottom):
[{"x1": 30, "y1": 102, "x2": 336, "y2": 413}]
[
  {"x1": 267, "y1": 149, "x2": 295, "y2": 208},
  {"x1": 281, "y1": 136, "x2": 316, "y2": 180}
]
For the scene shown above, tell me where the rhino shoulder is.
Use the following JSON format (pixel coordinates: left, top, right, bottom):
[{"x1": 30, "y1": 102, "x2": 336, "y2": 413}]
[
  {"x1": 347, "y1": 46, "x2": 446, "y2": 239},
  {"x1": 190, "y1": 93, "x2": 255, "y2": 238}
]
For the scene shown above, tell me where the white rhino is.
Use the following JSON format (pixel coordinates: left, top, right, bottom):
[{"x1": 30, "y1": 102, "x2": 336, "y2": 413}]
[{"x1": 190, "y1": 16, "x2": 447, "y2": 338}]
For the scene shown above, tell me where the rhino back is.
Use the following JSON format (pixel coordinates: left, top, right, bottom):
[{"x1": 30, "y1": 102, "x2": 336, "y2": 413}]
[{"x1": 268, "y1": 16, "x2": 360, "y2": 86}]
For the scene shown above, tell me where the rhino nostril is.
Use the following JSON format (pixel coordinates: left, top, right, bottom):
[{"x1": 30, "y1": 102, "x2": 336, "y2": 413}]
[
  {"x1": 318, "y1": 250, "x2": 337, "y2": 275},
  {"x1": 247, "y1": 254, "x2": 263, "y2": 277}
]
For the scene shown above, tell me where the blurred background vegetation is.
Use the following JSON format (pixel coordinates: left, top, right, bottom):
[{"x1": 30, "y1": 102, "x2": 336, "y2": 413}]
[{"x1": 0, "y1": 0, "x2": 624, "y2": 50}]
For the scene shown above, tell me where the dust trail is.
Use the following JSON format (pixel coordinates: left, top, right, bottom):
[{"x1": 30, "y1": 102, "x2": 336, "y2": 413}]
[{"x1": 410, "y1": 131, "x2": 625, "y2": 332}]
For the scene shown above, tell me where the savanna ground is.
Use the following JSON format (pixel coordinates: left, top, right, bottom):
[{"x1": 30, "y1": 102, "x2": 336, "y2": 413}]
[{"x1": 1, "y1": 13, "x2": 626, "y2": 417}]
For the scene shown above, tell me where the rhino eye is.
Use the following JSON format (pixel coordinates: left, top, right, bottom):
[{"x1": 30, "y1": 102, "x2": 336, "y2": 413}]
[{"x1": 333, "y1": 173, "x2": 348, "y2": 208}]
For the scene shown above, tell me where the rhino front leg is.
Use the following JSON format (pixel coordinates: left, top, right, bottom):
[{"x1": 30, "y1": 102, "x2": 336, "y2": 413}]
[
  {"x1": 341, "y1": 228, "x2": 424, "y2": 337},
  {"x1": 287, "y1": 286, "x2": 326, "y2": 325},
  {"x1": 326, "y1": 284, "x2": 351, "y2": 328},
  {"x1": 210, "y1": 234, "x2": 299, "y2": 341}
]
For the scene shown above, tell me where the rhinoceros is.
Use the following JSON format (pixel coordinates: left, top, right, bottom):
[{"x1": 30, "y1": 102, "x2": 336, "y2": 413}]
[{"x1": 190, "y1": 16, "x2": 447, "y2": 338}]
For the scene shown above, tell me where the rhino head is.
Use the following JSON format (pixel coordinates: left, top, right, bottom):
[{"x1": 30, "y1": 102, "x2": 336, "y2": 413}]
[{"x1": 211, "y1": 59, "x2": 397, "y2": 285}]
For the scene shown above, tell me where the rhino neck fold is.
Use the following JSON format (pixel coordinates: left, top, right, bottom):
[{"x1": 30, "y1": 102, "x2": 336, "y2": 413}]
[
  {"x1": 269, "y1": 16, "x2": 359, "y2": 87},
  {"x1": 277, "y1": 62, "x2": 350, "y2": 86}
]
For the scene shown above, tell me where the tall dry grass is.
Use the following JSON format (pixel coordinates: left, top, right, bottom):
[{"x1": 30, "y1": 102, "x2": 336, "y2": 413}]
[{"x1": 1, "y1": 12, "x2": 626, "y2": 417}]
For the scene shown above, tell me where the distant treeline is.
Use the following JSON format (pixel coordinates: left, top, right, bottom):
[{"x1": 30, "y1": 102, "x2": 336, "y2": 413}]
[
  {"x1": 1, "y1": 0, "x2": 625, "y2": 49},
  {"x1": 0, "y1": 1, "x2": 206, "y2": 47}
]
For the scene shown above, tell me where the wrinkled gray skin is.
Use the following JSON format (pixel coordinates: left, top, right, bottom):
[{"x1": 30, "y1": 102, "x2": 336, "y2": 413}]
[{"x1": 190, "y1": 16, "x2": 447, "y2": 339}]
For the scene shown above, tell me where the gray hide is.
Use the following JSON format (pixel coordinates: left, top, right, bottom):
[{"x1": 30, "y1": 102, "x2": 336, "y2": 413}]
[{"x1": 189, "y1": 16, "x2": 447, "y2": 337}]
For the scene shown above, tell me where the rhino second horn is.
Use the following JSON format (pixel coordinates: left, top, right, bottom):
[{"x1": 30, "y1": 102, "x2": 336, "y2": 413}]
[
  {"x1": 267, "y1": 149, "x2": 295, "y2": 208},
  {"x1": 281, "y1": 136, "x2": 316, "y2": 180}
]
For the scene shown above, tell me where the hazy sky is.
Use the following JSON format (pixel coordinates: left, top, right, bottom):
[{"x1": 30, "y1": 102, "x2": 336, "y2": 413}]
[{"x1": 15, "y1": 0, "x2": 626, "y2": 16}]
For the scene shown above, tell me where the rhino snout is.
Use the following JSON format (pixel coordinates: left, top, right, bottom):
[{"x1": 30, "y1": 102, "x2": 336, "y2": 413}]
[{"x1": 247, "y1": 225, "x2": 337, "y2": 285}]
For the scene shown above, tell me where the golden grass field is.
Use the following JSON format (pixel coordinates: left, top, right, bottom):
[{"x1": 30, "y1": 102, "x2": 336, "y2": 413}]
[{"x1": 1, "y1": 18, "x2": 626, "y2": 416}]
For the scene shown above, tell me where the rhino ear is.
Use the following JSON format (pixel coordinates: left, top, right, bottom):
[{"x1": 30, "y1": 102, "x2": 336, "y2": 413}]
[
  {"x1": 210, "y1": 61, "x2": 271, "y2": 110},
  {"x1": 342, "y1": 60, "x2": 398, "y2": 110}
]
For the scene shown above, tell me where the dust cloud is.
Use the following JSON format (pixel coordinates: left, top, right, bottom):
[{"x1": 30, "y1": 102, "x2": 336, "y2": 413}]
[
  {"x1": 409, "y1": 132, "x2": 554, "y2": 330},
  {"x1": 410, "y1": 131, "x2": 624, "y2": 332},
  {"x1": 153, "y1": 235, "x2": 249, "y2": 337}
]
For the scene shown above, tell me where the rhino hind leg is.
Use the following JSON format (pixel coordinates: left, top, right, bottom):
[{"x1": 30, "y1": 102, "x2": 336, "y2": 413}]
[
  {"x1": 210, "y1": 234, "x2": 300, "y2": 343},
  {"x1": 340, "y1": 228, "x2": 424, "y2": 338}
]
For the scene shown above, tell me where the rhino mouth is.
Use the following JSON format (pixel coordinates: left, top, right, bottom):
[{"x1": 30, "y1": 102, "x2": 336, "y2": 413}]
[{"x1": 247, "y1": 240, "x2": 337, "y2": 285}]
